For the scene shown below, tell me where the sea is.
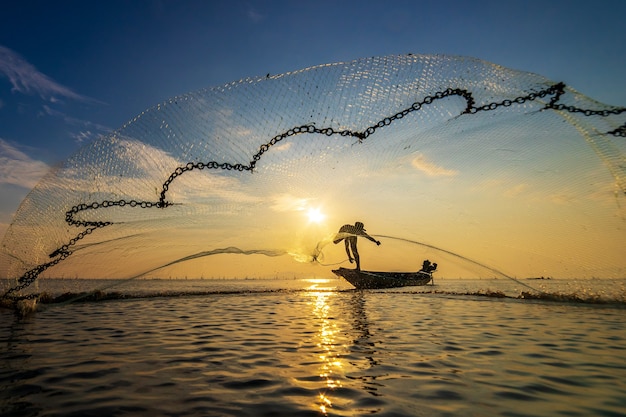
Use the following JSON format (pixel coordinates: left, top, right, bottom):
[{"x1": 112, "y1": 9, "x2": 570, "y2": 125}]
[{"x1": 1, "y1": 276, "x2": 625, "y2": 417}]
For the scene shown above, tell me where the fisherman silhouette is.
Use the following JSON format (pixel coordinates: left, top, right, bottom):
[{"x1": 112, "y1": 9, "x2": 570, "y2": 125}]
[
  {"x1": 421, "y1": 259, "x2": 437, "y2": 273},
  {"x1": 333, "y1": 221, "x2": 381, "y2": 270}
]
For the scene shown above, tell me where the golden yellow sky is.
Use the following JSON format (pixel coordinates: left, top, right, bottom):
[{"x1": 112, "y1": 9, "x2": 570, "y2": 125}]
[{"x1": 2, "y1": 56, "x2": 625, "y2": 281}]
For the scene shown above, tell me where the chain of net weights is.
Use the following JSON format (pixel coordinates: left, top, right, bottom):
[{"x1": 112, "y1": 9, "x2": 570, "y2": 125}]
[{"x1": 3, "y1": 82, "x2": 625, "y2": 302}]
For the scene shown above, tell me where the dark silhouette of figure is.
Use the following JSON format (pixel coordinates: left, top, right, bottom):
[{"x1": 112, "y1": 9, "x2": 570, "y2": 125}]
[
  {"x1": 334, "y1": 222, "x2": 381, "y2": 270},
  {"x1": 420, "y1": 259, "x2": 437, "y2": 273}
]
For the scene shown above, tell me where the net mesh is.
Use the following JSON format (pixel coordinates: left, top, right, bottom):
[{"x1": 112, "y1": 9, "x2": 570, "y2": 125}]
[{"x1": 2, "y1": 54, "x2": 625, "y2": 301}]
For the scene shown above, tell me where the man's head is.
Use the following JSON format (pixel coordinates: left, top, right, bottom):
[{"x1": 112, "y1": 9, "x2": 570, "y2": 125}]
[{"x1": 355, "y1": 221, "x2": 365, "y2": 231}]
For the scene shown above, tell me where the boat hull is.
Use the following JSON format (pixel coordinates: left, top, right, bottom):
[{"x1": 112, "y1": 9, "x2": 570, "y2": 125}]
[{"x1": 332, "y1": 267, "x2": 433, "y2": 289}]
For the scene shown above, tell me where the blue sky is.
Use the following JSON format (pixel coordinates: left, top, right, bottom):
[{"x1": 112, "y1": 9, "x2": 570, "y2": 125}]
[{"x1": 1, "y1": 0, "x2": 625, "y2": 241}]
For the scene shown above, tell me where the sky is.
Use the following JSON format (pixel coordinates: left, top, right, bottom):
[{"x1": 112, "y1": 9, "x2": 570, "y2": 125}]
[{"x1": 1, "y1": 0, "x2": 625, "y2": 279}]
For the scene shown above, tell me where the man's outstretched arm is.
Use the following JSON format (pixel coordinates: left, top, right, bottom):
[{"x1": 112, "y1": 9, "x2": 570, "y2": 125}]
[{"x1": 362, "y1": 233, "x2": 381, "y2": 245}]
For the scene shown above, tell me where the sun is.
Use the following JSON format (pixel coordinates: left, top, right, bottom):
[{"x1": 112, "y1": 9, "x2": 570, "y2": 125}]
[{"x1": 306, "y1": 207, "x2": 326, "y2": 224}]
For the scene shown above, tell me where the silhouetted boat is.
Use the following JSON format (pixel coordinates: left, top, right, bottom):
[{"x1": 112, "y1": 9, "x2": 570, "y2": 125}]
[{"x1": 332, "y1": 267, "x2": 434, "y2": 289}]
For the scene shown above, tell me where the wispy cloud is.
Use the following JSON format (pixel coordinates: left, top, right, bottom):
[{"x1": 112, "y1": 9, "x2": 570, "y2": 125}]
[
  {"x1": 503, "y1": 183, "x2": 528, "y2": 198},
  {"x1": 0, "y1": 45, "x2": 96, "y2": 103},
  {"x1": 70, "y1": 131, "x2": 95, "y2": 144},
  {"x1": 51, "y1": 137, "x2": 261, "y2": 206},
  {"x1": 41, "y1": 104, "x2": 111, "y2": 143},
  {"x1": 270, "y1": 194, "x2": 311, "y2": 212},
  {"x1": 0, "y1": 138, "x2": 50, "y2": 189},
  {"x1": 246, "y1": 5, "x2": 265, "y2": 22},
  {"x1": 411, "y1": 153, "x2": 458, "y2": 177}
]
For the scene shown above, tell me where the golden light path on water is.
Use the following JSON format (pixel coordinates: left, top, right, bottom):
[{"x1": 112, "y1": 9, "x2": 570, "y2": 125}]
[{"x1": 306, "y1": 278, "x2": 343, "y2": 415}]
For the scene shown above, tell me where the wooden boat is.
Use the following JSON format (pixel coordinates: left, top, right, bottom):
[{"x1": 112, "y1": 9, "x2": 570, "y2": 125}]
[{"x1": 332, "y1": 267, "x2": 434, "y2": 289}]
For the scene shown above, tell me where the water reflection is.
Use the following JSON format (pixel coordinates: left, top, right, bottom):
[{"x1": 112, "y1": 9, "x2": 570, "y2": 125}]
[
  {"x1": 345, "y1": 291, "x2": 383, "y2": 397},
  {"x1": 304, "y1": 279, "x2": 386, "y2": 414},
  {"x1": 0, "y1": 313, "x2": 38, "y2": 416},
  {"x1": 305, "y1": 279, "x2": 343, "y2": 415}
]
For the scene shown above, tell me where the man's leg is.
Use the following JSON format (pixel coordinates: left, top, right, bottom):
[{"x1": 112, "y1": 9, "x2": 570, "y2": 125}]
[
  {"x1": 349, "y1": 237, "x2": 360, "y2": 270},
  {"x1": 344, "y1": 240, "x2": 353, "y2": 264}
]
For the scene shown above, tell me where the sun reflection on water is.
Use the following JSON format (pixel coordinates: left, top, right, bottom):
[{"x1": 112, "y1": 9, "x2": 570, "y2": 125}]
[{"x1": 306, "y1": 278, "x2": 344, "y2": 415}]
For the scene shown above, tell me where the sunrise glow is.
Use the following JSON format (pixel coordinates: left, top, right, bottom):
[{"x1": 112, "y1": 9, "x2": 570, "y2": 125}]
[{"x1": 306, "y1": 207, "x2": 326, "y2": 224}]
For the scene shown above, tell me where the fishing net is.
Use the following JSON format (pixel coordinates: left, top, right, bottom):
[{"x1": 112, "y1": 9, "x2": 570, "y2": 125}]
[{"x1": 1, "y1": 54, "x2": 625, "y2": 302}]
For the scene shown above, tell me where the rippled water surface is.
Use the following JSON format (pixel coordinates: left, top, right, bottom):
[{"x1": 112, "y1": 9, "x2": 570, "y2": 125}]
[{"x1": 1, "y1": 278, "x2": 625, "y2": 416}]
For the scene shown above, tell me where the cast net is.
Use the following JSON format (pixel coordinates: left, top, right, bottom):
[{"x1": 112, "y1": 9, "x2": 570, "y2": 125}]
[{"x1": 1, "y1": 54, "x2": 625, "y2": 302}]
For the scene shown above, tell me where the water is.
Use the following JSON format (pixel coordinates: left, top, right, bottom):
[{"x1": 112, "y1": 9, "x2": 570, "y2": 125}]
[{"x1": 1, "y1": 278, "x2": 625, "y2": 416}]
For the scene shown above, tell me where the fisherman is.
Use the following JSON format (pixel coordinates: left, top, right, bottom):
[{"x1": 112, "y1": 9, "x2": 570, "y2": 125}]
[
  {"x1": 421, "y1": 259, "x2": 437, "y2": 273},
  {"x1": 333, "y1": 221, "x2": 381, "y2": 270}
]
